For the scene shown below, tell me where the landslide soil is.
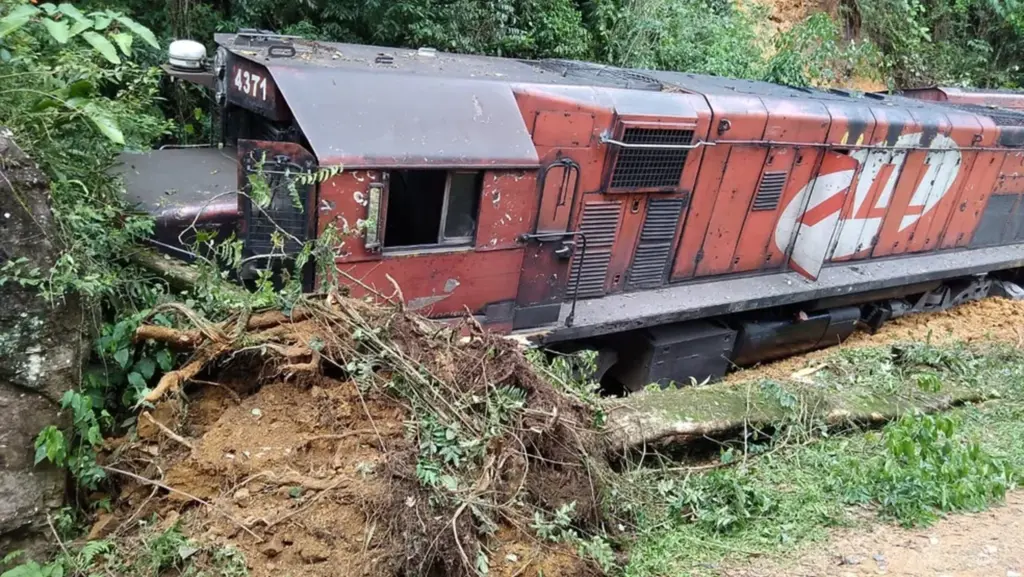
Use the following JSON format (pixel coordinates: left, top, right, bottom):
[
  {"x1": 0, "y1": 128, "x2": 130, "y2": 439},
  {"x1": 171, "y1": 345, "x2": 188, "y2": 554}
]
[
  {"x1": 726, "y1": 297, "x2": 1024, "y2": 384},
  {"x1": 101, "y1": 301, "x2": 602, "y2": 577}
]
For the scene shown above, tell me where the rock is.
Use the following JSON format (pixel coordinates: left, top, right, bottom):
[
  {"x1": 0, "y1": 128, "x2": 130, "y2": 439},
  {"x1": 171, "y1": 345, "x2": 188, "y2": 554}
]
[
  {"x1": 299, "y1": 542, "x2": 330, "y2": 563},
  {"x1": 1007, "y1": 570, "x2": 1021, "y2": 577},
  {"x1": 985, "y1": 545, "x2": 999, "y2": 555},
  {"x1": 0, "y1": 131, "x2": 85, "y2": 560},
  {"x1": 839, "y1": 555, "x2": 863, "y2": 566},
  {"x1": 233, "y1": 488, "x2": 251, "y2": 502},
  {"x1": 873, "y1": 553, "x2": 886, "y2": 564},
  {"x1": 261, "y1": 540, "x2": 284, "y2": 558},
  {"x1": 929, "y1": 535, "x2": 940, "y2": 545}
]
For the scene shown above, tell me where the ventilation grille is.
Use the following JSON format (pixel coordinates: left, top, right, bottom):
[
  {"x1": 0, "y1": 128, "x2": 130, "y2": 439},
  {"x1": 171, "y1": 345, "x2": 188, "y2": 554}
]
[
  {"x1": 609, "y1": 128, "x2": 693, "y2": 190},
  {"x1": 628, "y1": 198, "x2": 685, "y2": 289},
  {"x1": 567, "y1": 201, "x2": 622, "y2": 298},
  {"x1": 244, "y1": 157, "x2": 310, "y2": 256},
  {"x1": 752, "y1": 171, "x2": 787, "y2": 211}
]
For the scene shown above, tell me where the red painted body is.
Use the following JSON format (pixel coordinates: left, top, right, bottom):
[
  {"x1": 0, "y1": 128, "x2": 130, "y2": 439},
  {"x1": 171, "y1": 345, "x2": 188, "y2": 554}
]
[{"x1": 196, "y1": 34, "x2": 1024, "y2": 338}]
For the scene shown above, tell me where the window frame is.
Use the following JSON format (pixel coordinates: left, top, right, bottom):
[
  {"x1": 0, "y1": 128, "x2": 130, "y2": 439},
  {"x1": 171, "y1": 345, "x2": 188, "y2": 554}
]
[{"x1": 380, "y1": 169, "x2": 483, "y2": 253}]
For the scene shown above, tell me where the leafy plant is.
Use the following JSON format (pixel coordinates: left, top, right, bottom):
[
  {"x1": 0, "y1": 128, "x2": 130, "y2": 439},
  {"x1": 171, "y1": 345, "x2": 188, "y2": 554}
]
[{"x1": 842, "y1": 413, "x2": 1016, "y2": 526}]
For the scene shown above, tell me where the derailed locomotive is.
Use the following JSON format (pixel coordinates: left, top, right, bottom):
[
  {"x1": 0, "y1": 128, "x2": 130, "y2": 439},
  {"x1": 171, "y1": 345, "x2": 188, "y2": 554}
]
[{"x1": 120, "y1": 31, "x2": 1024, "y2": 391}]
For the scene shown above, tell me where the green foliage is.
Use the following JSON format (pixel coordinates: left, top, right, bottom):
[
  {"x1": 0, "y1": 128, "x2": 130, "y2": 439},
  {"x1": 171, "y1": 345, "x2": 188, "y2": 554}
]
[
  {"x1": 663, "y1": 471, "x2": 776, "y2": 533},
  {"x1": 763, "y1": 12, "x2": 881, "y2": 87},
  {"x1": 527, "y1": 349, "x2": 605, "y2": 427},
  {"x1": 2, "y1": 525, "x2": 249, "y2": 577},
  {"x1": 622, "y1": 341, "x2": 1024, "y2": 576},
  {"x1": 0, "y1": 0, "x2": 169, "y2": 302},
  {"x1": 852, "y1": 0, "x2": 1024, "y2": 87},
  {"x1": 840, "y1": 413, "x2": 1016, "y2": 526}
]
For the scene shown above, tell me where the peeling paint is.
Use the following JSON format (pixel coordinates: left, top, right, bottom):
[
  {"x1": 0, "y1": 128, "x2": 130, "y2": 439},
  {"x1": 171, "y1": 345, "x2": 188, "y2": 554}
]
[
  {"x1": 408, "y1": 294, "x2": 450, "y2": 311},
  {"x1": 444, "y1": 278, "x2": 461, "y2": 293}
]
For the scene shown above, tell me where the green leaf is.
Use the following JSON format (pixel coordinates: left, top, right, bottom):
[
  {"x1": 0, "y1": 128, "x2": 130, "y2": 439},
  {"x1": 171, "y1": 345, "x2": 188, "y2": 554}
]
[
  {"x1": 2, "y1": 561, "x2": 45, "y2": 577},
  {"x1": 91, "y1": 13, "x2": 111, "y2": 30},
  {"x1": 57, "y1": 3, "x2": 87, "y2": 21},
  {"x1": 39, "y1": 3, "x2": 58, "y2": 15},
  {"x1": 42, "y1": 17, "x2": 70, "y2": 43},
  {"x1": 65, "y1": 78, "x2": 93, "y2": 98},
  {"x1": 156, "y1": 348, "x2": 174, "y2": 372},
  {"x1": 82, "y1": 31, "x2": 119, "y2": 64},
  {"x1": 134, "y1": 356, "x2": 155, "y2": 379},
  {"x1": 113, "y1": 348, "x2": 130, "y2": 368},
  {"x1": 111, "y1": 31, "x2": 132, "y2": 56},
  {"x1": 115, "y1": 15, "x2": 158, "y2": 49},
  {"x1": 68, "y1": 18, "x2": 90, "y2": 37},
  {"x1": 127, "y1": 371, "x2": 146, "y2": 390},
  {"x1": 82, "y1": 101, "x2": 124, "y2": 144},
  {"x1": 0, "y1": 5, "x2": 40, "y2": 39}
]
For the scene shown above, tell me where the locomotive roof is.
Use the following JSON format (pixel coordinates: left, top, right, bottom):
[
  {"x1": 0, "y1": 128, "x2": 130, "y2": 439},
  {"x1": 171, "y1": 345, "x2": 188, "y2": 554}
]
[{"x1": 216, "y1": 32, "x2": 1024, "y2": 165}]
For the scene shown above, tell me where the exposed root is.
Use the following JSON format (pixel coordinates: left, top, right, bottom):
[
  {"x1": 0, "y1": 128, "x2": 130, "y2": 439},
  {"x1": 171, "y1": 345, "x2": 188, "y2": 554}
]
[
  {"x1": 123, "y1": 294, "x2": 604, "y2": 577},
  {"x1": 141, "y1": 412, "x2": 193, "y2": 450},
  {"x1": 142, "y1": 343, "x2": 229, "y2": 404}
]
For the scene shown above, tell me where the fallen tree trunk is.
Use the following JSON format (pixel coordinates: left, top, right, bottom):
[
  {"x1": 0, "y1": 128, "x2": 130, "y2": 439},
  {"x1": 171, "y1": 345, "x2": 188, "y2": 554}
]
[
  {"x1": 602, "y1": 378, "x2": 991, "y2": 452},
  {"x1": 0, "y1": 129, "x2": 85, "y2": 559}
]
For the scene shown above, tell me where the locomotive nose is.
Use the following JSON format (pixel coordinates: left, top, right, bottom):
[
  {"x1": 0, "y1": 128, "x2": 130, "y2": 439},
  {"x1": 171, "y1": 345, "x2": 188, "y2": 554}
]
[{"x1": 112, "y1": 147, "x2": 240, "y2": 258}]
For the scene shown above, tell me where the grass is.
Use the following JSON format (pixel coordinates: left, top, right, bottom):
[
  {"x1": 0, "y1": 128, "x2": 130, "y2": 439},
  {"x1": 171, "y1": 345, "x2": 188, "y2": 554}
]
[{"x1": 617, "y1": 340, "x2": 1024, "y2": 577}]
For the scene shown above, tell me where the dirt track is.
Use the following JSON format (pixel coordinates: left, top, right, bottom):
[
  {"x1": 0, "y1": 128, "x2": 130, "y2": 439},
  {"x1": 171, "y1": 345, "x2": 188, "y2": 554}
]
[{"x1": 725, "y1": 492, "x2": 1024, "y2": 576}]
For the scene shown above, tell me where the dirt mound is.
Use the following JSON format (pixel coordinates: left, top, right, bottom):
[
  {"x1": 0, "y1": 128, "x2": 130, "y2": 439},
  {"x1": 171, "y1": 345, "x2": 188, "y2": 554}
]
[
  {"x1": 100, "y1": 296, "x2": 604, "y2": 577},
  {"x1": 728, "y1": 297, "x2": 1024, "y2": 384}
]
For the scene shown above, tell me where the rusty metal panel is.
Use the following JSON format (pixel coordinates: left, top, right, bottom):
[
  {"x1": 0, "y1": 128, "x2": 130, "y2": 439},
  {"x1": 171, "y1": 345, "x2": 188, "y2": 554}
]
[
  {"x1": 692, "y1": 94, "x2": 770, "y2": 277},
  {"x1": 825, "y1": 104, "x2": 908, "y2": 263},
  {"x1": 906, "y1": 109, "x2": 982, "y2": 253},
  {"x1": 567, "y1": 200, "x2": 622, "y2": 297},
  {"x1": 339, "y1": 249, "x2": 524, "y2": 318},
  {"x1": 627, "y1": 197, "x2": 686, "y2": 289},
  {"x1": 904, "y1": 86, "x2": 1024, "y2": 111},
  {"x1": 268, "y1": 66, "x2": 540, "y2": 169},
  {"x1": 752, "y1": 98, "x2": 831, "y2": 273},
  {"x1": 871, "y1": 107, "x2": 947, "y2": 257},
  {"x1": 941, "y1": 151, "x2": 1004, "y2": 249},
  {"x1": 476, "y1": 171, "x2": 537, "y2": 251},
  {"x1": 532, "y1": 110, "x2": 595, "y2": 147}
]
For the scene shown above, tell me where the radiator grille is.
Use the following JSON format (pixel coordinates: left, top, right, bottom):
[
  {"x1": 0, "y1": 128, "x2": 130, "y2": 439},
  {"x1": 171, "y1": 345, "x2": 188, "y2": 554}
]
[
  {"x1": 567, "y1": 201, "x2": 622, "y2": 298},
  {"x1": 244, "y1": 156, "x2": 310, "y2": 256},
  {"x1": 628, "y1": 198, "x2": 685, "y2": 289},
  {"x1": 609, "y1": 128, "x2": 693, "y2": 190},
  {"x1": 752, "y1": 171, "x2": 787, "y2": 211}
]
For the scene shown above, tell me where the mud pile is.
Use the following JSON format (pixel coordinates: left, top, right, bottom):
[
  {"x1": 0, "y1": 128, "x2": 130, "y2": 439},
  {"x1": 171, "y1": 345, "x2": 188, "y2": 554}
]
[
  {"x1": 100, "y1": 296, "x2": 604, "y2": 577},
  {"x1": 727, "y1": 297, "x2": 1024, "y2": 384}
]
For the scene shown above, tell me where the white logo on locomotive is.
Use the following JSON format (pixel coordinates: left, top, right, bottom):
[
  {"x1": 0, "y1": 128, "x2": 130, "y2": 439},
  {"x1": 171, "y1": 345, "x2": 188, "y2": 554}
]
[{"x1": 774, "y1": 132, "x2": 961, "y2": 277}]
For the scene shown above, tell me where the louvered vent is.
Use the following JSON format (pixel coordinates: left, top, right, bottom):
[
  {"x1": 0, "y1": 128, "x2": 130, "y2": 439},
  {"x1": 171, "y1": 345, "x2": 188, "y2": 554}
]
[
  {"x1": 752, "y1": 171, "x2": 787, "y2": 211},
  {"x1": 609, "y1": 128, "x2": 694, "y2": 190},
  {"x1": 628, "y1": 198, "x2": 685, "y2": 289},
  {"x1": 567, "y1": 201, "x2": 622, "y2": 298}
]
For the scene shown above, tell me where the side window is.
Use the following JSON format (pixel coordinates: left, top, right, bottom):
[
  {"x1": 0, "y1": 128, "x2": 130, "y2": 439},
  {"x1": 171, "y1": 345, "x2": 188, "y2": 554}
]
[{"x1": 383, "y1": 170, "x2": 482, "y2": 249}]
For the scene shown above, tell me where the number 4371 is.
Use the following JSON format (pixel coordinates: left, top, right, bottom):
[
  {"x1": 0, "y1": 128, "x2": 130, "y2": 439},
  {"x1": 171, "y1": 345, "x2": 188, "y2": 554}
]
[{"x1": 234, "y1": 68, "x2": 267, "y2": 101}]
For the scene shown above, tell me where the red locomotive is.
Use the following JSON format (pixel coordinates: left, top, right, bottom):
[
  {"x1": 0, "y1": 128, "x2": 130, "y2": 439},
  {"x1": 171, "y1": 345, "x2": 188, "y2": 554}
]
[{"x1": 119, "y1": 31, "x2": 1024, "y2": 391}]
